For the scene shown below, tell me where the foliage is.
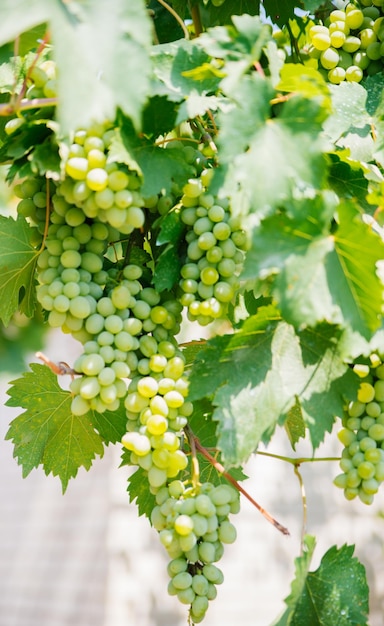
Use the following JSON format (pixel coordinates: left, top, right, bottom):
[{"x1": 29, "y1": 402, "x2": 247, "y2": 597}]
[{"x1": 1, "y1": 0, "x2": 383, "y2": 623}]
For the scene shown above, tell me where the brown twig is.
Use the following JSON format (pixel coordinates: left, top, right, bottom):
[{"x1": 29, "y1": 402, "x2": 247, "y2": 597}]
[
  {"x1": 36, "y1": 352, "x2": 76, "y2": 377},
  {"x1": 186, "y1": 426, "x2": 290, "y2": 536}
]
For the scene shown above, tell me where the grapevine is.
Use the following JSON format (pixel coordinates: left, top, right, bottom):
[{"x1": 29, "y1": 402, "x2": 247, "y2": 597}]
[{"x1": 2, "y1": 1, "x2": 384, "y2": 624}]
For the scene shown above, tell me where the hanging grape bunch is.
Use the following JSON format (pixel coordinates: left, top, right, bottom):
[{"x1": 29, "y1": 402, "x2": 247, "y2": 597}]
[
  {"x1": 308, "y1": 1, "x2": 384, "y2": 83},
  {"x1": 334, "y1": 354, "x2": 384, "y2": 504}
]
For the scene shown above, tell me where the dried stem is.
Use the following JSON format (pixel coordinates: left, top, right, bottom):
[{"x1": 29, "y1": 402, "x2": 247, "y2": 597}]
[
  {"x1": 186, "y1": 426, "x2": 290, "y2": 536},
  {"x1": 36, "y1": 352, "x2": 76, "y2": 377},
  {"x1": 293, "y1": 464, "x2": 307, "y2": 554}
]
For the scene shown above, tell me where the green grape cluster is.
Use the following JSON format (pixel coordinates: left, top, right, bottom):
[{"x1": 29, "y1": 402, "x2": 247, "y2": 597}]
[
  {"x1": 334, "y1": 355, "x2": 384, "y2": 504},
  {"x1": 308, "y1": 2, "x2": 384, "y2": 83},
  {"x1": 59, "y1": 124, "x2": 146, "y2": 233},
  {"x1": 151, "y1": 481, "x2": 240, "y2": 623},
  {"x1": 10, "y1": 92, "x2": 241, "y2": 619},
  {"x1": 179, "y1": 169, "x2": 247, "y2": 325}
]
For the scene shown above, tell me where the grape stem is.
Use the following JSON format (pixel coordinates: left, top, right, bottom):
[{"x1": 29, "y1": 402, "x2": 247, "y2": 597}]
[
  {"x1": 155, "y1": 0, "x2": 190, "y2": 40},
  {"x1": 293, "y1": 464, "x2": 307, "y2": 554},
  {"x1": 36, "y1": 352, "x2": 76, "y2": 377},
  {"x1": 185, "y1": 425, "x2": 290, "y2": 536},
  {"x1": 256, "y1": 450, "x2": 341, "y2": 465},
  {"x1": 186, "y1": 428, "x2": 201, "y2": 490},
  {"x1": 190, "y1": 3, "x2": 203, "y2": 37},
  {"x1": 0, "y1": 97, "x2": 58, "y2": 116}
]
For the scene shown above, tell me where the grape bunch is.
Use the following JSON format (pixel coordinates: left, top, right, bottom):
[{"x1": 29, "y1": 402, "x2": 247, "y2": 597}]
[
  {"x1": 59, "y1": 124, "x2": 146, "y2": 233},
  {"x1": 151, "y1": 481, "x2": 239, "y2": 623},
  {"x1": 179, "y1": 169, "x2": 247, "y2": 325},
  {"x1": 334, "y1": 355, "x2": 384, "y2": 504},
  {"x1": 9, "y1": 86, "x2": 241, "y2": 619},
  {"x1": 308, "y1": 2, "x2": 384, "y2": 84}
]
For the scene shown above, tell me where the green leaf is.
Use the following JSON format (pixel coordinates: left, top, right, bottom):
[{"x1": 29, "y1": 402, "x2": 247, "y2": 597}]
[
  {"x1": 126, "y1": 465, "x2": 156, "y2": 519},
  {"x1": 0, "y1": 1, "x2": 49, "y2": 46},
  {"x1": 327, "y1": 153, "x2": 370, "y2": 212},
  {"x1": 276, "y1": 63, "x2": 330, "y2": 109},
  {"x1": 217, "y1": 77, "x2": 328, "y2": 220},
  {"x1": 0, "y1": 215, "x2": 39, "y2": 325},
  {"x1": 152, "y1": 244, "x2": 180, "y2": 292},
  {"x1": 50, "y1": 0, "x2": 152, "y2": 133},
  {"x1": 187, "y1": 398, "x2": 248, "y2": 486},
  {"x1": 284, "y1": 398, "x2": 306, "y2": 450},
  {"x1": 156, "y1": 210, "x2": 184, "y2": 246},
  {"x1": 189, "y1": 311, "x2": 353, "y2": 463},
  {"x1": 199, "y1": 0, "x2": 260, "y2": 28},
  {"x1": 5, "y1": 364, "x2": 105, "y2": 492},
  {"x1": 273, "y1": 537, "x2": 369, "y2": 626},
  {"x1": 151, "y1": 40, "x2": 219, "y2": 102},
  {"x1": 90, "y1": 402, "x2": 127, "y2": 445},
  {"x1": 244, "y1": 200, "x2": 384, "y2": 336},
  {"x1": 329, "y1": 200, "x2": 384, "y2": 336},
  {"x1": 323, "y1": 82, "x2": 370, "y2": 143},
  {"x1": 263, "y1": 0, "x2": 297, "y2": 27}
]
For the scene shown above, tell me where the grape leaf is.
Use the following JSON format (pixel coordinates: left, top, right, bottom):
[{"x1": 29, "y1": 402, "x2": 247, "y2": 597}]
[
  {"x1": 0, "y1": 1, "x2": 49, "y2": 46},
  {"x1": 152, "y1": 244, "x2": 181, "y2": 292},
  {"x1": 243, "y1": 200, "x2": 384, "y2": 337},
  {"x1": 126, "y1": 465, "x2": 156, "y2": 520},
  {"x1": 327, "y1": 153, "x2": 370, "y2": 212},
  {"x1": 199, "y1": 0, "x2": 260, "y2": 27},
  {"x1": 5, "y1": 364, "x2": 105, "y2": 492},
  {"x1": 262, "y1": 0, "x2": 297, "y2": 27},
  {"x1": 151, "y1": 40, "x2": 220, "y2": 102},
  {"x1": 189, "y1": 310, "x2": 353, "y2": 464},
  {"x1": 273, "y1": 537, "x2": 369, "y2": 626},
  {"x1": 90, "y1": 402, "x2": 127, "y2": 445},
  {"x1": 323, "y1": 82, "x2": 370, "y2": 143},
  {"x1": 216, "y1": 76, "x2": 328, "y2": 220},
  {"x1": 284, "y1": 398, "x2": 306, "y2": 450},
  {"x1": 0, "y1": 215, "x2": 39, "y2": 325}
]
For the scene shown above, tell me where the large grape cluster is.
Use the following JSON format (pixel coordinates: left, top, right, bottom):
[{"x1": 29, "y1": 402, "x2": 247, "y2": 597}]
[
  {"x1": 334, "y1": 355, "x2": 384, "y2": 504},
  {"x1": 151, "y1": 481, "x2": 239, "y2": 623},
  {"x1": 179, "y1": 169, "x2": 247, "y2": 325},
  {"x1": 308, "y1": 2, "x2": 384, "y2": 83},
  {"x1": 10, "y1": 71, "x2": 241, "y2": 617}
]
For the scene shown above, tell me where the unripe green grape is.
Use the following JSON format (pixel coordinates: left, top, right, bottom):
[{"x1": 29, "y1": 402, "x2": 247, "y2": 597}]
[
  {"x1": 334, "y1": 473, "x2": 348, "y2": 489},
  {"x1": 311, "y1": 32, "x2": 331, "y2": 51},
  {"x1": 80, "y1": 376, "x2": 101, "y2": 399},
  {"x1": 167, "y1": 557, "x2": 188, "y2": 577},
  {"x1": 66, "y1": 157, "x2": 88, "y2": 180},
  {"x1": 345, "y1": 8, "x2": 364, "y2": 30},
  {"x1": 358, "y1": 382, "x2": 375, "y2": 403},
  {"x1": 69, "y1": 295, "x2": 91, "y2": 319},
  {"x1": 320, "y1": 47, "x2": 340, "y2": 69},
  {"x1": 202, "y1": 564, "x2": 224, "y2": 584},
  {"x1": 357, "y1": 461, "x2": 375, "y2": 480},
  {"x1": 346, "y1": 468, "x2": 361, "y2": 488},
  {"x1": 71, "y1": 394, "x2": 90, "y2": 416},
  {"x1": 218, "y1": 520, "x2": 237, "y2": 544},
  {"x1": 342, "y1": 36, "x2": 361, "y2": 53},
  {"x1": 345, "y1": 65, "x2": 363, "y2": 82},
  {"x1": 358, "y1": 490, "x2": 374, "y2": 505}
]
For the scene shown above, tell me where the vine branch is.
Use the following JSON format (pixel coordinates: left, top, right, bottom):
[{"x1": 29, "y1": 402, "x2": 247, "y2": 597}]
[
  {"x1": 186, "y1": 426, "x2": 290, "y2": 536},
  {"x1": 155, "y1": 0, "x2": 190, "y2": 39}
]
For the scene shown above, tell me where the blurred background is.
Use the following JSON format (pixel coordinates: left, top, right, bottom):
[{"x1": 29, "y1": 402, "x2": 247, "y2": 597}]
[{"x1": 1, "y1": 323, "x2": 384, "y2": 626}]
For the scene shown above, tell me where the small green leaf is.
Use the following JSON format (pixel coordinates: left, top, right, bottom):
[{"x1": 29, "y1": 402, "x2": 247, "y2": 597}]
[
  {"x1": 156, "y1": 210, "x2": 183, "y2": 246},
  {"x1": 126, "y1": 465, "x2": 156, "y2": 519},
  {"x1": 0, "y1": 215, "x2": 39, "y2": 325},
  {"x1": 152, "y1": 244, "x2": 180, "y2": 292},
  {"x1": 5, "y1": 364, "x2": 105, "y2": 492},
  {"x1": 284, "y1": 398, "x2": 306, "y2": 450},
  {"x1": 273, "y1": 537, "x2": 369, "y2": 626}
]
